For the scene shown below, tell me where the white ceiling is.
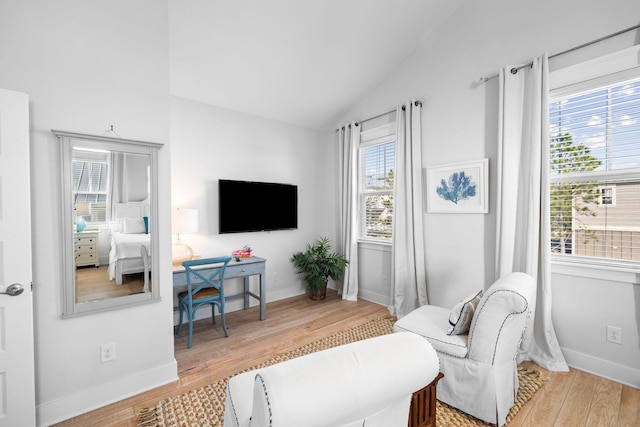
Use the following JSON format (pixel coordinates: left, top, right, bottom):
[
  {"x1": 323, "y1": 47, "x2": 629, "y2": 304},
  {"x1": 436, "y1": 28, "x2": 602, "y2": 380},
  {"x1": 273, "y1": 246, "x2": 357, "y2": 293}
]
[{"x1": 169, "y1": 0, "x2": 464, "y2": 131}]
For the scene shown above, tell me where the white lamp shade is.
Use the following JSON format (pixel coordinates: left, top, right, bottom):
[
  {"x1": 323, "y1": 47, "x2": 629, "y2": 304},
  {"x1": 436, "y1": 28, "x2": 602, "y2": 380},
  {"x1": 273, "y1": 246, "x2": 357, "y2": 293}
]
[
  {"x1": 172, "y1": 208, "x2": 198, "y2": 235},
  {"x1": 75, "y1": 202, "x2": 91, "y2": 216}
]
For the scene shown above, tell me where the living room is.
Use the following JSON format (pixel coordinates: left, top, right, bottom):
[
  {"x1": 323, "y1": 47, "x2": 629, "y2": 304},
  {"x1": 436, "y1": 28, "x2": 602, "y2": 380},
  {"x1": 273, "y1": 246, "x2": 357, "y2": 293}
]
[{"x1": 1, "y1": 0, "x2": 639, "y2": 426}]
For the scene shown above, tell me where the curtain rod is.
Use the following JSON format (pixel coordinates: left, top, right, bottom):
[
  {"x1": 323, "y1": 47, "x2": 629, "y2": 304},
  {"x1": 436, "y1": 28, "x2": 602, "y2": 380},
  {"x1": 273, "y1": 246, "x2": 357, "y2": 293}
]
[
  {"x1": 478, "y1": 23, "x2": 640, "y2": 83},
  {"x1": 335, "y1": 100, "x2": 423, "y2": 132}
]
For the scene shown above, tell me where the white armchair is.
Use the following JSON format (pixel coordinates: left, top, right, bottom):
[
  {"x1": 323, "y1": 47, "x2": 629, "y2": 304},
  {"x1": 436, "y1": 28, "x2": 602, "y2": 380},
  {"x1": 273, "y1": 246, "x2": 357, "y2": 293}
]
[
  {"x1": 224, "y1": 332, "x2": 440, "y2": 427},
  {"x1": 393, "y1": 272, "x2": 535, "y2": 426}
]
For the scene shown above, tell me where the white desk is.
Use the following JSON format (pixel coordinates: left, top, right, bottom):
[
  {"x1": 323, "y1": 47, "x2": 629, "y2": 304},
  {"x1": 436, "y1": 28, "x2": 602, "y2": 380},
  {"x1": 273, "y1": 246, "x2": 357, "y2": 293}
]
[{"x1": 172, "y1": 256, "x2": 267, "y2": 320}]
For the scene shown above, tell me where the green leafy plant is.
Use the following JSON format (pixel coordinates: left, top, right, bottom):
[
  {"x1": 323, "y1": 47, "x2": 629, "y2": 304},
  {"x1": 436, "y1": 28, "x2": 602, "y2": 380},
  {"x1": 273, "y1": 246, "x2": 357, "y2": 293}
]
[{"x1": 291, "y1": 236, "x2": 348, "y2": 296}]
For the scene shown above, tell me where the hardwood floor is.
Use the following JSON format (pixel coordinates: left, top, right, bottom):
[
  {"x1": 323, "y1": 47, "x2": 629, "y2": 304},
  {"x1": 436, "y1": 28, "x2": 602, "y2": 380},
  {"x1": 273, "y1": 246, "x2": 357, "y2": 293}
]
[
  {"x1": 75, "y1": 266, "x2": 145, "y2": 302},
  {"x1": 55, "y1": 290, "x2": 639, "y2": 427}
]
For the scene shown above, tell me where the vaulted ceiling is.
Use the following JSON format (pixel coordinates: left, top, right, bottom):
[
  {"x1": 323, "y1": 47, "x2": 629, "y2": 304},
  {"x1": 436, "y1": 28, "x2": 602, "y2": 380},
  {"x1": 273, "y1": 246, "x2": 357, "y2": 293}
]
[{"x1": 169, "y1": 0, "x2": 464, "y2": 131}]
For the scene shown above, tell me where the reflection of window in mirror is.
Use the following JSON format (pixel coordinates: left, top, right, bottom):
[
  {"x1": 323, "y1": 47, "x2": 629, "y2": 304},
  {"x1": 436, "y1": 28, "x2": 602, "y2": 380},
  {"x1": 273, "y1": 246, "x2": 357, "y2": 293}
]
[{"x1": 73, "y1": 148, "x2": 109, "y2": 227}]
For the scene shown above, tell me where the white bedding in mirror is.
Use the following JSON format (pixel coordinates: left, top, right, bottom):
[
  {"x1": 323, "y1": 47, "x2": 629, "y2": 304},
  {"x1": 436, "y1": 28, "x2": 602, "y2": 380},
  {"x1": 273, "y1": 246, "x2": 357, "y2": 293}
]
[
  {"x1": 109, "y1": 202, "x2": 151, "y2": 286},
  {"x1": 108, "y1": 232, "x2": 150, "y2": 285}
]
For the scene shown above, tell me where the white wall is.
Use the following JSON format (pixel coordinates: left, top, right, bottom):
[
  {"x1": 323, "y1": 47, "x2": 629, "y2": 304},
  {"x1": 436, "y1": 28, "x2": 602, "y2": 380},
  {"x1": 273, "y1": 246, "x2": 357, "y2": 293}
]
[
  {"x1": 340, "y1": 0, "x2": 640, "y2": 386},
  {"x1": 124, "y1": 153, "x2": 152, "y2": 202},
  {"x1": 552, "y1": 267, "x2": 640, "y2": 386},
  {"x1": 170, "y1": 97, "x2": 336, "y2": 316},
  {"x1": 357, "y1": 243, "x2": 392, "y2": 304},
  {"x1": 0, "y1": 1, "x2": 177, "y2": 424}
]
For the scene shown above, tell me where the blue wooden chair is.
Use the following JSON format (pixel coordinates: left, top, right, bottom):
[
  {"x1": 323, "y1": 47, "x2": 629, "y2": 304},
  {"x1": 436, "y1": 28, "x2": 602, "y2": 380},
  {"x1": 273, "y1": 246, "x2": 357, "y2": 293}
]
[{"x1": 176, "y1": 256, "x2": 232, "y2": 348}]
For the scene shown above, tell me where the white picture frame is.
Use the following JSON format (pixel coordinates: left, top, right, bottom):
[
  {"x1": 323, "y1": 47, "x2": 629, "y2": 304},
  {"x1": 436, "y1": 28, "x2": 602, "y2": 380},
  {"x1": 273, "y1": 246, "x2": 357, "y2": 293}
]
[{"x1": 427, "y1": 158, "x2": 488, "y2": 213}]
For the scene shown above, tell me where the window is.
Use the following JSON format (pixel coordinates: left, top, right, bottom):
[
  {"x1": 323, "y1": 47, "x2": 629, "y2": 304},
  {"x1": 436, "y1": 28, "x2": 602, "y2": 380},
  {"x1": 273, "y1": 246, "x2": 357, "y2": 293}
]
[
  {"x1": 549, "y1": 75, "x2": 640, "y2": 264},
  {"x1": 599, "y1": 186, "x2": 616, "y2": 206},
  {"x1": 359, "y1": 140, "x2": 395, "y2": 240},
  {"x1": 72, "y1": 152, "x2": 109, "y2": 223}
]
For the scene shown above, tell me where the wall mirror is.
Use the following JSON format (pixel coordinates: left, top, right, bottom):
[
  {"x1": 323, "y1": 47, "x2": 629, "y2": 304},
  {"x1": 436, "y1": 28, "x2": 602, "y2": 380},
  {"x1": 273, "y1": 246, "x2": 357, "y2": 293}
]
[{"x1": 54, "y1": 130, "x2": 163, "y2": 317}]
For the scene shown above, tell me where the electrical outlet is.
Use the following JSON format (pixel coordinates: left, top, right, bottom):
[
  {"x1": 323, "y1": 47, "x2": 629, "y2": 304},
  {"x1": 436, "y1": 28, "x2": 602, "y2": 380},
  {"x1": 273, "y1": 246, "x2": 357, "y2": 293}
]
[
  {"x1": 273, "y1": 272, "x2": 278, "y2": 283},
  {"x1": 101, "y1": 343, "x2": 116, "y2": 362},
  {"x1": 606, "y1": 325, "x2": 622, "y2": 344},
  {"x1": 382, "y1": 275, "x2": 388, "y2": 287}
]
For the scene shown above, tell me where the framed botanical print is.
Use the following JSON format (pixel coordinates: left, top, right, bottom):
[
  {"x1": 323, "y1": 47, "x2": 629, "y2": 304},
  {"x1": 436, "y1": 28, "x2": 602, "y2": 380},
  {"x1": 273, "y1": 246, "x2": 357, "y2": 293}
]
[{"x1": 427, "y1": 158, "x2": 488, "y2": 213}]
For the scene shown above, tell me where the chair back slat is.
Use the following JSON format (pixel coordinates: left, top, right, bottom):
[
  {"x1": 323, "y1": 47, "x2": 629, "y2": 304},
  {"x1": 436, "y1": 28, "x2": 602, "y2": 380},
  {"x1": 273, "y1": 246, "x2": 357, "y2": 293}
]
[{"x1": 183, "y1": 256, "x2": 232, "y2": 295}]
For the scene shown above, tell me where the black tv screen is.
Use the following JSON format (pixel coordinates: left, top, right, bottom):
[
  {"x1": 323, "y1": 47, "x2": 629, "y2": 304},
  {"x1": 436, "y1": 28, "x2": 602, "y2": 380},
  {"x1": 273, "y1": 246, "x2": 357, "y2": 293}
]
[{"x1": 219, "y1": 179, "x2": 298, "y2": 233}]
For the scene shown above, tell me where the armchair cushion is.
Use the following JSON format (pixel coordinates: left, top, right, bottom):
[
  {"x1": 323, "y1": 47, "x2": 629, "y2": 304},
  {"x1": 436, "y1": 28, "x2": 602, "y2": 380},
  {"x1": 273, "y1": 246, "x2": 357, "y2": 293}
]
[
  {"x1": 394, "y1": 305, "x2": 469, "y2": 358},
  {"x1": 448, "y1": 290, "x2": 482, "y2": 335}
]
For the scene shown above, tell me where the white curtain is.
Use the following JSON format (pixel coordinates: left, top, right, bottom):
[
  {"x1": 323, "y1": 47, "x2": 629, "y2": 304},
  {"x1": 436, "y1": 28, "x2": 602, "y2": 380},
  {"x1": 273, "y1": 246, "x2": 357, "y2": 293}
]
[
  {"x1": 496, "y1": 54, "x2": 569, "y2": 372},
  {"x1": 389, "y1": 100, "x2": 428, "y2": 318},
  {"x1": 338, "y1": 122, "x2": 360, "y2": 301},
  {"x1": 109, "y1": 151, "x2": 125, "y2": 219}
]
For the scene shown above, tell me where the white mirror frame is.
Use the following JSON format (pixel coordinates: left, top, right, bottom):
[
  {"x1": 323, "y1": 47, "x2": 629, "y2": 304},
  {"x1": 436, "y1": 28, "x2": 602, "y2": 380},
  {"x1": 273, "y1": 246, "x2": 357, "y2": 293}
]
[{"x1": 54, "y1": 130, "x2": 163, "y2": 318}]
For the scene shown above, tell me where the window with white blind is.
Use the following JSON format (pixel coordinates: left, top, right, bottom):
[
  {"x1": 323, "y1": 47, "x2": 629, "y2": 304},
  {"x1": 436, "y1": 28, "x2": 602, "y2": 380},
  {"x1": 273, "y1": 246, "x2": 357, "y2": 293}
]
[
  {"x1": 359, "y1": 137, "x2": 395, "y2": 241},
  {"x1": 549, "y1": 75, "x2": 640, "y2": 265},
  {"x1": 72, "y1": 155, "x2": 109, "y2": 223}
]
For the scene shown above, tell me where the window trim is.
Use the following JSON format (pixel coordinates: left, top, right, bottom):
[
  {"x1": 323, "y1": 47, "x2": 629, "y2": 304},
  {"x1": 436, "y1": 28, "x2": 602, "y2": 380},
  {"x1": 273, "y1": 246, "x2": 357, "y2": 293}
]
[
  {"x1": 551, "y1": 255, "x2": 640, "y2": 284},
  {"x1": 550, "y1": 45, "x2": 640, "y2": 92},
  {"x1": 358, "y1": 239, "x2": 392, "y2": 251}
]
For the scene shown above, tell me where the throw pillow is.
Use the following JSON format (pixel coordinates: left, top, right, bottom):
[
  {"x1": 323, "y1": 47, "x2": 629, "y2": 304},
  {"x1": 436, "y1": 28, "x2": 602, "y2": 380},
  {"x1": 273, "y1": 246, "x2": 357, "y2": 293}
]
[
  {"x1": 122, "y1": 218, "x2": 146, "y2": 234},
  {"x1": 109, "y1": 220, "x2": 122, "y2": 234},
  {"x1": 447, "y1": 290, "x2": 483, "y2": 335}
]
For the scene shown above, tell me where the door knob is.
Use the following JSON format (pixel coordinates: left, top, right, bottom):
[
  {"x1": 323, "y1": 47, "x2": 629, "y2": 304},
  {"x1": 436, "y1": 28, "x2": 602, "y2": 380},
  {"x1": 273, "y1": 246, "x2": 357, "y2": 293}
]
[{"x1": 1, "y1": 284, "x2": 24, "y2": 296}]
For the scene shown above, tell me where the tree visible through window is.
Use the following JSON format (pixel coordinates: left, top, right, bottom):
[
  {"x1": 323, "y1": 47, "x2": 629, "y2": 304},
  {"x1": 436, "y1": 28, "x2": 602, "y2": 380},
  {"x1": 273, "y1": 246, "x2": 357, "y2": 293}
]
[{"x1": 549, "y1": 76, "x2": 640, "y2": 262}]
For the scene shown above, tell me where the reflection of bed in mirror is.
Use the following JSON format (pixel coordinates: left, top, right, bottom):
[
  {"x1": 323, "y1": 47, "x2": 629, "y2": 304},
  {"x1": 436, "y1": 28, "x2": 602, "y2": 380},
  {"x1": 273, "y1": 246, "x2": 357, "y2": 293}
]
[{"x1": 108, "y1": 202, "x2": 151, "y2": 288}]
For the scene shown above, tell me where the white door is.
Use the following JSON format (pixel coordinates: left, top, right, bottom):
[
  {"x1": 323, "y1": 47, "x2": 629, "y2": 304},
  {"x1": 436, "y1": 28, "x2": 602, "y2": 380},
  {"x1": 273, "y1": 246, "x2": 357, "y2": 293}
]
[{"x1": 0, "y1": 88, "x2": 36, "y2": 425}]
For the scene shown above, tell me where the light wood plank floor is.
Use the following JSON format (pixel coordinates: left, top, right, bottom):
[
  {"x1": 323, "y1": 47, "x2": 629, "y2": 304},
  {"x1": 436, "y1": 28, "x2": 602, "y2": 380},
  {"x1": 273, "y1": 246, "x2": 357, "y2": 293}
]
[
  {"x1": 75, "y1": 265, "x2": 145, "y2": 303},
  {"x1": 55, "y1": 290, "x2": 639, "y2": 427}
]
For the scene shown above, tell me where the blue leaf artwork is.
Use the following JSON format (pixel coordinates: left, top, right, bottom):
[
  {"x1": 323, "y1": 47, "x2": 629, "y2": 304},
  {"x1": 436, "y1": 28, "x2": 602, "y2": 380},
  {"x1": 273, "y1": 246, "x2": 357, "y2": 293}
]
[{"x1": 436, "y1": 171, "x2": 477, "y2": 204}]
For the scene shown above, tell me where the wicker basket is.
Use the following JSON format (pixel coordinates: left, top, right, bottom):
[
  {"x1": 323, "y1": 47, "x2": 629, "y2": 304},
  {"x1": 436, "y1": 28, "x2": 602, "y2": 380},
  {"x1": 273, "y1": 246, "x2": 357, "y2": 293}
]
[{"x1": 309, "y1": 282, "x2": 327, "y2": 300}]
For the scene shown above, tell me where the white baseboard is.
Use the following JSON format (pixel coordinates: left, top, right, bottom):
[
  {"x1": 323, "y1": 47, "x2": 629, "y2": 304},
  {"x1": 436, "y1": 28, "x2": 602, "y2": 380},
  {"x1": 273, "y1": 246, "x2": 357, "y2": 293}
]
[
  {"x1": 326, "y1": 284, "x2": 389, "y2": 307},
  {"x1": 357, "y1": 288, "x2": 389, "y2": 307},
  {"x1": 37, "y1": 359, "x2": 178, "y2": 426},
  {"x1": 562, "y1": 347, "x2": 640, "y2": 388}
]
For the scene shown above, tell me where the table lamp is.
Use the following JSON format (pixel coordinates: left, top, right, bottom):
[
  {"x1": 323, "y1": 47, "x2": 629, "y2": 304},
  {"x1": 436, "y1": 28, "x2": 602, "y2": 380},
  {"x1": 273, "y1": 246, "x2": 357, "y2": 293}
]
[
  {"x1": 172, "y1": 208, "x2": 198, "y2": 265},
  {"x1": 75, "y1": 202, "x2": 91, "y2": 232}
]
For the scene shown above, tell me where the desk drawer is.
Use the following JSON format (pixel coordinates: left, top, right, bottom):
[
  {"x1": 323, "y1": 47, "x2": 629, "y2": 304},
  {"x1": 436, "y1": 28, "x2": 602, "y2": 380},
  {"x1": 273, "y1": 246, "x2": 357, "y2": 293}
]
[
  {"x1": 173, "y1": 258, "x2": 265, "y2": 287},
  {"x1": 225, "y1": 262, "x2": 264, "y2": 278}
]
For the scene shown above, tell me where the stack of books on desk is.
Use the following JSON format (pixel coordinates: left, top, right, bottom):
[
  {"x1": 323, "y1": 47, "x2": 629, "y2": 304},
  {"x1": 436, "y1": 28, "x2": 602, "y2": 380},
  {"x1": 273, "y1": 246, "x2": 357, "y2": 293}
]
[{"x1": 232, "y1": 248, "x2": 252, "y2": 258}]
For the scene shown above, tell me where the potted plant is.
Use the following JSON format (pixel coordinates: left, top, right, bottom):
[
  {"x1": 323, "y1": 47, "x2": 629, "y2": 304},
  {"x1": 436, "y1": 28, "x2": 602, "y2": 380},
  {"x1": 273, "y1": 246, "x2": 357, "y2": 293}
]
[{"x1": 291, "y1": 236, "x2": 349, "y2": 300}]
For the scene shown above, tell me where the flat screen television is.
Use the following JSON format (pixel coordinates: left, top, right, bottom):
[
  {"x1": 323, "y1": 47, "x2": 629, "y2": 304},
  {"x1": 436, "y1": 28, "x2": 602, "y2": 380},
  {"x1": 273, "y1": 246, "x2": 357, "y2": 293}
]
[{"x1": 219, "y1": 179, "x2": 298, "y2": 233}]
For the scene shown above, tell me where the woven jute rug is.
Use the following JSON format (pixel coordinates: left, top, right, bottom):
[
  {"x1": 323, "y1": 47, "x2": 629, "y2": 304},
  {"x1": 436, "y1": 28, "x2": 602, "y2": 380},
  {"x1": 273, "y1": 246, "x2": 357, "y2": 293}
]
[{"x1": 136, "y1": 317, "x2": 544, "y2": 427}]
